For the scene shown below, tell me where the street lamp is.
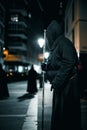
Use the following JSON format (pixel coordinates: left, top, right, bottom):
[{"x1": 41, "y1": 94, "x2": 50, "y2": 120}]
[
  {"x1": 37, "y1": 37, "x2": 45, "y2": 62},
  {"x1": 37, "y1": 30, "x2": 46, "y2": 130},
  {"x1": 44, "y1": 52, "x2": 49, "y2": 60},
  {"x1": 37, "y1": 38, "x2": 45, "y2": 48},
  {"x1": 37, "y1": 37, "x2": 49, "y2": 62}
]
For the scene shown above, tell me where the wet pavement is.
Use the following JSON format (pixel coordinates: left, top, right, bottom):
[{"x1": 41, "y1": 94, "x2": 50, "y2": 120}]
[
  {"x1": 0, "y1": 81, "x2": 87, "y2": 130},
  {"x1": 0, "y1": 81, "x2": 37, "y2": 130}
]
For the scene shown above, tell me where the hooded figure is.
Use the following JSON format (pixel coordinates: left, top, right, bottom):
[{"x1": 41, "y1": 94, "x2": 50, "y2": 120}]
[
  {"x1": 41, "y1": 20, "x2": 81, "y2": 130},
  {"x1": 27, "y1": 65, "x2": 38, "y2": 94},
  {"x1": 0, "y1": 64, "x2": 9, "y2": 99}
]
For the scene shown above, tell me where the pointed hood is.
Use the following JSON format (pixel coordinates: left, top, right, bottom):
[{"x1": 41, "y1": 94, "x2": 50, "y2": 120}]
[{"x1": 46, "y1": 20, "x2": 63, "y2": 50}]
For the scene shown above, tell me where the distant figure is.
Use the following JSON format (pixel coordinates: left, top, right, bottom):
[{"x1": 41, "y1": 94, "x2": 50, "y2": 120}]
[
  {"x1": 27, "y1": 65, "x2": 38, "y2": 94},
  {"x1": 0, "y1": 64, "x2": 9, "y2": 99}
]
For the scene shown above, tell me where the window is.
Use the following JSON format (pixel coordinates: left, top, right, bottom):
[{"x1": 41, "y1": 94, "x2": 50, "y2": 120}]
[{"x1": 11, "y1": 15, "x2": 18, "y2": 22}]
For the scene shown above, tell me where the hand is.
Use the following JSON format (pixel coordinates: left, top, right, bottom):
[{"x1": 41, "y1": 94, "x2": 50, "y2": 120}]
[{"x1": 41, "y1": 63, "x2": 47, "y2": 71}]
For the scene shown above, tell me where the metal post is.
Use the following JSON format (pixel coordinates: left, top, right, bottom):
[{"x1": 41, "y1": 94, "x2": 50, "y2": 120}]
[{"x1": 42, "y1": 29, "x2": 46, "y2": 130}]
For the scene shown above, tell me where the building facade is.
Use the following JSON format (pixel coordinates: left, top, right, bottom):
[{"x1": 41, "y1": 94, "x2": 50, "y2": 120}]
[
  {"x1": 65, "y1": 0, "x2": 87, "y2": 91},
  {"x1": 65, "y1": 0, "x2": 87, "y2": 56},
  {"x1": 0, "y1": 1, "x2": 5, "y2": 65},
  {"x1": 2, "y1": 0, "x2": 29, "y2": 73}
]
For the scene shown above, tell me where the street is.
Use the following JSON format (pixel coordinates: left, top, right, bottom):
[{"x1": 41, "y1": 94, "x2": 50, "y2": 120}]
[
  {"x1": 0, "y1": 81, "x2": 37, "y2": 130},
  {"x1": 0, "y1": 81, "x2": 87, "y2": 130}
]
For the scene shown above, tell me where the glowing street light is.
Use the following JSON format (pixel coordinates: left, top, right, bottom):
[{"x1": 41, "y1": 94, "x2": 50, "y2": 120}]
[
  {"x1": 37, "y1": 38, "x2": 45, "y2": 48},
  {"x1": 37, "y1": 35, "x2": 49, "y2": 61},
  {"x1": 44, "y1": 52, "x2": 49, "y2": 59}
]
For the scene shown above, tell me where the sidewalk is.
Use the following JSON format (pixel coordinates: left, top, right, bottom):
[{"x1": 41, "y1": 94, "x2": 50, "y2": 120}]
[
  {"x1": 0, "y1": 81, "x2": 86, "y2": 130},
  {"x1": 22, "y1": 81, "x2": 87, "y2": 130},
  {"x1": 38, "y1": 82, "x2": 52, "y2": 130},
  {"x1": 22, "y1": 81, "x2": 52, "y2": 130},
  {"x1": 22, "y1": 94, "x2": 38, "y2": 130}
]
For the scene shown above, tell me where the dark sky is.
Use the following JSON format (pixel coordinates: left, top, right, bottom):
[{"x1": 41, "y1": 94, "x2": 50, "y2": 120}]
[{"x1": 26, "y1": 0, "x2": 68, "y2": 64}]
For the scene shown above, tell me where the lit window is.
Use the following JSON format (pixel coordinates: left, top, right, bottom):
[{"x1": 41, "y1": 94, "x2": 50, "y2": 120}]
[{"x1": 11, "y1": 15, "x2": 18, "y2": 22}]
